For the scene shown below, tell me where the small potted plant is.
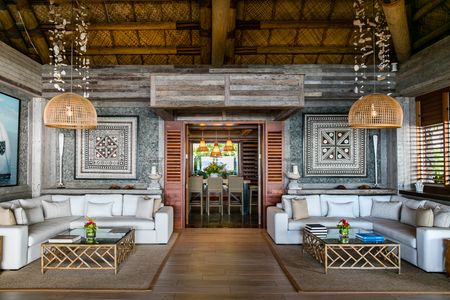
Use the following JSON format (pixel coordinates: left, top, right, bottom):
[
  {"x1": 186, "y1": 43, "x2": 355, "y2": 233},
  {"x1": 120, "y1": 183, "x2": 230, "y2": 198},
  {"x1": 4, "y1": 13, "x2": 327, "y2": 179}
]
[
  {"x1": 84, "y1": 216, "x2": 97, "y2": 243},
  {"x1": 337, "y1": 218, "x2": 350, "y2": 243},
  {"x1": 203, "y1": 161, "x2": 226, "y2": 177}
]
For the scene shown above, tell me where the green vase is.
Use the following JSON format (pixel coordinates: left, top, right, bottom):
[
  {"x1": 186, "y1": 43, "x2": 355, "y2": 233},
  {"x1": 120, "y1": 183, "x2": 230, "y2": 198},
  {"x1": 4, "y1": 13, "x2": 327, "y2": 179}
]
[
  {"x1": 85, "y1": 228, "x2": 96, "y2": 243},
  {"x1": 339, "y1": 228, "x2": 349, "y2": 238}
]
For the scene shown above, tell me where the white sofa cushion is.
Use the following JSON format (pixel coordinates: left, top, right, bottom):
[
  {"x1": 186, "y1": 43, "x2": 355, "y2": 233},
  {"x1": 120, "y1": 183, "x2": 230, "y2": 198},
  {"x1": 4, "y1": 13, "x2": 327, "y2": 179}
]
[
  {"x1": 136, "y1": 197, "x2": 155, "y2": 220},
  {"x1": 400, "y1": 205, "x2": 417, "y2": 227},
  {"x1": 416, "y1": 208, "x2": 434, "y2": 227},
  {"x1": 18, "y1": 195, "x2": 52, "y2": 209},
  {"x1": 52, "y1": 195, "x2": 86, "y2": 216},
  {"x1": 0, "y1": 207, "x2": 16, "y2": 225},
  {"x1": 0, "y1": 200, "x2": 20, "y2": 209},
  {"x1": 391, "y1": 195, "x2": 426, "y2": 209},
  {"x1": 123, "y1": 195, "x2": 140, "y2": 216},
  {"x1": 282, "y1": 197, "x2": 294, "y2": 219},
  {"x1": 288, "y1": 217, "x2": 373, "y2": 231},
  {"x1": 14, "y1": 207, "x2": 45, "y2": 225},
  {"x1": 320, "y1": 195, "x2": 359, "y2": 217},
  {"x1": 86, "y1": 202, "x2": 113, "y2": 217},
  {"x1": 367, "y1": 217, "x2": 417, "y2": 248},
  {"x1": 69, "y1": 216, "x2": 155, "y2": 230},
  {"x1": 434, "y1": 209, "x2": 450, "y2": 228},
  {"x1": 358, "y1": 195, "x2": 391, "y2": 217},
  {"x1": 292, "y1": 198, "x2": 309, "y2": 220},
  {"x1": 326, "y1": 201, "x2": 355, "y2": 218},
  {"x1": 281, "y1": 195, "x2": 321, "y2": 217},
  {"x1": 371, "y1": 200, "x2": 402, "y2": 220},
  {"x1": 84, "y1": 194, "x2": 123, "y2": 216},
  {"x1": 42, "y1": 200, "x2": 71, "y2": 219},
  {"x1": 28, "y1": 216, "x2": 78, "y2": 246}
]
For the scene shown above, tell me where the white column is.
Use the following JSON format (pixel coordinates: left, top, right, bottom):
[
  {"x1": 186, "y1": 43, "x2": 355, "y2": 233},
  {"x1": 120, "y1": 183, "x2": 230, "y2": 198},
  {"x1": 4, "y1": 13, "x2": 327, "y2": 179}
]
[{"x1": 31, "y1": 97, "x2": 46, "y2": 197}]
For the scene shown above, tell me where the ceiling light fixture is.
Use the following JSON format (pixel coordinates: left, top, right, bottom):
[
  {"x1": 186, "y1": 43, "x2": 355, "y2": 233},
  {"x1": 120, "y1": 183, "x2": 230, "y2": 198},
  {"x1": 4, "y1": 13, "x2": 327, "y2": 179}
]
[
  {"x1": 197, "y1": 130, "x2": 209, "y2": 153},
  {"x1": 349, "y1": 0, "x2": 403, "y2": 129},
  {"x1": 210, "y1": 131, "x2": 222, "y2": 158},
  {"x1": 44, "y1": 0, "x2": 97, "y2": 129},
  {"x1": 223, "y1": 130, "x2": 234, "y2": 152}
]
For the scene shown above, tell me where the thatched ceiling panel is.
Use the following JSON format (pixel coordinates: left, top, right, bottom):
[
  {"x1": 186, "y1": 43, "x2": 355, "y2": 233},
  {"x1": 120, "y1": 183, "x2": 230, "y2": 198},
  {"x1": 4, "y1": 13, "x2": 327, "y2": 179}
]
[
  {"x1": 191, "y1": 31, "x2": 200, "y2": 47},
  {"x1": 134, "y1": 3, "x2": 163, "y2": 22},
  {"x1": 32, "y1": 5, "x2": 49, "y2": 24},
  {"x1": 296, "y1": 29, "x2": 324, "y2": 46},
  {"x1": 117, "y1": 55, "x2": 142, "y2": 65},
  {"x1": 417, "y1": 5, "x2": 449, "y2": 36},
  {"x1": 105, "y1": 3, "x2": 135, "y2": 22},
  {"x1": 235, "y1": 55, "x2": 266, "y2": 64},
  {"x1": 89, "y1": 55, "x2": 117, "y2": 65},
  {"x1": 302, "y1": 0, "x2": 332, "y2": 20},
  {"x1": 88, "y1": 31, "x2": 113, "y2": 47},
  {"x1": 273, "y1": 0, "x2": 301, "y2": 20},
  {"x1": 341, "y1": 55, "x2": 355, "y2": 65},
  {"x1": 266, "y1": 54, "x2": 293, "y2": 64},
  {"x1": 165, "y1": 30, "x2": 191, "y2": 47},
  {"x1": 193, "y1": 55, "x2": 202, "y2": 64},
  {"x1": 86, "y1": 4, "x2": 108, "y2": 23},
  {"x1": 322, "y1": 28, "x2": 352, "y2": 46},
  {"x1": 167, "y1": 55, "x2": 194, "y2": 65},
  {"x1": 7, "y1": 5, "x2": 20, "y2": 24},
  {"x1": 142, "y1": 55, "x2": 168, "y2": 65},
  {"x1": 240, "y1": 0, "x2": 274, "y2": 21},
  {"x1": 139, "y1": 31, "x2": 166, "y2": 46},
  {"x1": 292, "y1": 54, "x2": 317, "y2": 64},
  {"x1": 161, "y1": 1, "x2": 194, "y2": 22},
  {"x1": 317, "y1": 54, "x2": 343, "y2": 64},
  {"x1": 237, "y1": 30, "x2": 270, "y2": 47},
  {"x1": 113, "y1": 31, "x2": 140, "y2": 47},
  {"x1": 332, "y1": 0, "x2": 354, "y2": 19},
  {"x1": 268, "y1": 29, "x2": 297, "y2": 46}
]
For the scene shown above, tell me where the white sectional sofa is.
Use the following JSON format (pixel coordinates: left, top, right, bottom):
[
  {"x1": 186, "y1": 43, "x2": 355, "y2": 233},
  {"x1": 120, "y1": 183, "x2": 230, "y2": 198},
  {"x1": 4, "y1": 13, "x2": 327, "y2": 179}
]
[
  {"x1": 267, "y1": 194, "x2": 450, "y2": 272},
  {"x1": 0, "y1": 193, "x2": 173, "y2": 270}
]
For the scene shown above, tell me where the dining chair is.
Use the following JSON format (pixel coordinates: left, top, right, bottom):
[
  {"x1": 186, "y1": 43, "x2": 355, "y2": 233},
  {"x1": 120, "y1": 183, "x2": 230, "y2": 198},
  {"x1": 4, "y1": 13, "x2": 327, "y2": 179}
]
[
  {"x1": 188, "y1": 176, "x2": 204, "y2": 215},
  {"x1": 227, "y1": 176, "x2": 244, "y2": 215},
  {"x1": 249, "y1": 184, "x2": 259, "y2": 215},
  {"x1": 206, "y1": 177, "x2": 223, "y2": 215}
]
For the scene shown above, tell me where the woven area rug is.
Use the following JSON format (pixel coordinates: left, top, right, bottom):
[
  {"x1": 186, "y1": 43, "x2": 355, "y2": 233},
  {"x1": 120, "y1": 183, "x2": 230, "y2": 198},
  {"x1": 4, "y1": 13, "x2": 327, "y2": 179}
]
[
  {"x1": 0, "y1": 232, "x2": 179, "y2": 291},
  {"x1": 263, "y1": 233, "x2": 450, "y2": 294}
]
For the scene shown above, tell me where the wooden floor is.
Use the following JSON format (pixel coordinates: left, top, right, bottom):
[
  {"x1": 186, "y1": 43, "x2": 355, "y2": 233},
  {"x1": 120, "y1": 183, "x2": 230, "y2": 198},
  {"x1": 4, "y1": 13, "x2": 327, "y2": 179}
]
[{"x1": 0, "y1": 229, "x2": 449, "y2": 300}]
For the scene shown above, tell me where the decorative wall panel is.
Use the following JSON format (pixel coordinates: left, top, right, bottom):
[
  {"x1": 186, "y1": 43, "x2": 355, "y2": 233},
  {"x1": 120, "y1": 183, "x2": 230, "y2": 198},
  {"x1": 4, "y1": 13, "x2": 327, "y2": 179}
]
[
  {"x1": 304, "y1": 114, "x2": 366, "y2": 177},
  {"x1": 76, "y1": 116, "x2": 138, "y2": 179}
]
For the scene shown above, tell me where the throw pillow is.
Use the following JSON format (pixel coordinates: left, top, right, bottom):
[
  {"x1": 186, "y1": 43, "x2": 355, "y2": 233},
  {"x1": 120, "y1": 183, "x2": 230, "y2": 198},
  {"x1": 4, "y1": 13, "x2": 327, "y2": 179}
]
[
  {"x1": 0, "y1": 207, "x2": 16, "y2": 225},
  {"x1": 14, "y1": 206, "x2": 45, "y2": 225},
  {"x1": 371, "y1": 201, "x2": 402, "y2": 220},
  {"x1": 42, "y1": 200, "x2": 71, "y2": 219},
  {"x1": 433, "y1": 208, "x2": 450, "y2": 228},
  {"x1": 282, "y1": 198, "x2": 294, "y2": 219},
  {"x1": 327, "y1": 201, "x2": 355, "y2": 218},
  {"x1": 136, "y1": 197, "x2": 155, "y2": 220},
  {"x1": 153, "y1": 198, "x2": 162, "y2": 217},
  {"x1": 291, "y1": 199, "x2": 309, "y2": 220},
  {"x1": 86, "y1": 201, "x2": 113, "y2": 217},
  {"x1": 416, "y1": 207, "x2": 434, "y2": 227},
  {"x1": 400, "y1": 205, "x2": 417, "y2": 226}
]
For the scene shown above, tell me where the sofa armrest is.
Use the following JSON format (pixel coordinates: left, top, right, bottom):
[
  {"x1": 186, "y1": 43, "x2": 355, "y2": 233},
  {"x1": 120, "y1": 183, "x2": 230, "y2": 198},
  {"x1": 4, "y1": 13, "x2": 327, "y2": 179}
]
[
  {"x1": 154, "y1": 206, "x2": 173, "y2": 244},
  {"x1": 0, "y1": 225, "x2": 28, "y2": 270},
  {"x1": 416, "y1": 227, "x2": 450, "y2": 272},
  {"x1": 266, "y1": 206, "x2": 289, "y2": 244}
]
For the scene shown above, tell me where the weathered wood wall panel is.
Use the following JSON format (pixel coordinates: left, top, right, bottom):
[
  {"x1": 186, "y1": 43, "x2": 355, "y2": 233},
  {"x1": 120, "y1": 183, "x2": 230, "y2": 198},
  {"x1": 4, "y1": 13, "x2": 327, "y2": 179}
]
[{"x1": 0, "y1": 41, "x2": 41, "y2": 95}]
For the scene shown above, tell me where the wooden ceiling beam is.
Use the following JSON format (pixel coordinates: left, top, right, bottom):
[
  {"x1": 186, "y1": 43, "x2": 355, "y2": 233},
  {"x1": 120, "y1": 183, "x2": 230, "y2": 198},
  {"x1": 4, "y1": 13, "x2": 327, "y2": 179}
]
[
  {"x1": 413, "y1": 22, "x2": 450, "y2": 50},
  {"x1": 224, "y1": 0, "x2": 236, "y2": 64},
  {"x1": 211, "y1": 0, "x2": 230, "y2": 66},
  {"x1": 236, "y1": 20, "x2": 354, "y2": 30},
  {"x1": 381, "y1": 0, "x2": 411, "y2": 63},
  {"x1": 235, "y1": 46, "x2": 360, "y2": 55},
  {"x1": 41, "y1": 21, "x2": 199, "y2": 31},
  {"x1": 0, "y1": 0, "x2": 27, "y2": 53},
  {"x1": 86, "y1": 47, "x2": 201, "y2": 55},
  {"x1": 29, "y1": 0, "x2": 173, "y2": 3},
  {"x1": 199, "y1": 0, "x2": 211, "y2": 64},
  {"x1": 16, "y1": 0, "x2": 50, "y2": 64},
  {"x1": 413, "y1": 0, "x2": 446, "y2": 21}
]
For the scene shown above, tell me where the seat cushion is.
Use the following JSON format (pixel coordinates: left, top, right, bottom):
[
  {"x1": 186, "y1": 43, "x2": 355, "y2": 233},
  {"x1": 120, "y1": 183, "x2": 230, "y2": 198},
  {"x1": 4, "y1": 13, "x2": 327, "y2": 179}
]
[
  {"x1": 28, "y1": 216, "x2": 80, "y2": 246},
  {"x1": 365, "y1": 217, "x2": 417, "y2": 248},
  {"x1": 287, "y1": 217, "x2": 373, "y2": 231},
  {"x1": 69, "y1": 216, "x2": 155, "y2": 230}
]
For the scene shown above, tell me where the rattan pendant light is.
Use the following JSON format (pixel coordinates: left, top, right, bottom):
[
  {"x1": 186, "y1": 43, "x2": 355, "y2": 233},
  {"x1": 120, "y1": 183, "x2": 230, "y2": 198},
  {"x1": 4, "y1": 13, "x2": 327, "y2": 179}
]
[
  {"x1": 44, "y1": 1, "x2": 97, "y2": 129},
  {"x1": 210, "y1": 131, "x2": 222, "y2": 157},
  {"x1": 223, "y1": 130, "x2": 234, "y2": 152},
  {"x1": 348, "y1": 93, "x2": 403, "y2": 128},
  {"x1": 197, "y1": 130, "x2": 209, "y2": 153}
]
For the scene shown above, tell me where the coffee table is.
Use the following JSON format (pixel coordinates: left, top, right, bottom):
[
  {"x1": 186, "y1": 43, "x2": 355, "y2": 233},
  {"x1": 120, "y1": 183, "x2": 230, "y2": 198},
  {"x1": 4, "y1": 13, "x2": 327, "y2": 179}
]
[
  {"x1": 41, "y1": 227, "x2": 135, "y2": 274},
  {"x1": 303, "y1": 228, "x2": 401, "y2": 274}
]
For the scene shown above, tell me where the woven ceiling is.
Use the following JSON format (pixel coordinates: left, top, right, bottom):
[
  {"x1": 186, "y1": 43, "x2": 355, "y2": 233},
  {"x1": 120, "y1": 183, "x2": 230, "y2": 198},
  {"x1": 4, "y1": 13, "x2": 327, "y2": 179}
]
[{"x1": 0, "y1": 0, "x2": 448, "y2": 66}]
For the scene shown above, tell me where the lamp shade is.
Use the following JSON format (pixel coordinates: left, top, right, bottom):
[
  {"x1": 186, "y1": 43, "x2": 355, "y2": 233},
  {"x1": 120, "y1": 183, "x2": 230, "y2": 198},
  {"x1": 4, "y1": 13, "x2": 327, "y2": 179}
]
[
  {"x1": 44, "y1": 92, "x2": 97, "y2": 129},
  {"x1": 210, "y1": 142, "x2": 222, "y2": 157},
  {"x1": 197, "y1": 138, "x2": 209, "y2": 153},
  {"x1": 348, "y1": 93, "x2": 403, "y2": 128},
  {"x1": 223, "y1": 138, "x2": 234, "y2": 152}
]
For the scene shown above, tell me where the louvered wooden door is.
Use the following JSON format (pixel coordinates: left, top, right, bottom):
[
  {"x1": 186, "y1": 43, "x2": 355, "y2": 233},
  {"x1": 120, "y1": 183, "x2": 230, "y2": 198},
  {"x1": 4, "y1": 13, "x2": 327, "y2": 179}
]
[
  {"x1": 164, "y1": 121, "x2": 185, "y2": 229},
  {"x1": 263, "y1": 121, "x2": 284, "y2": 225}
]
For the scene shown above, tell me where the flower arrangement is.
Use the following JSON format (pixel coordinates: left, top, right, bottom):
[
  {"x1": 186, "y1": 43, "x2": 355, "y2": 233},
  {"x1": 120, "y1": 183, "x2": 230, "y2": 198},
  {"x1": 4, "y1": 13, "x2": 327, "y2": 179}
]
[
  {"x1": 337, "y1": 218, "x2": 350, "y2": 235},
  {"x1": 203, "y1": 161, "x2": 226, "y2": 176},
  {"x1": 84, "y1": 216, "x2": 97, "y2": 231}
]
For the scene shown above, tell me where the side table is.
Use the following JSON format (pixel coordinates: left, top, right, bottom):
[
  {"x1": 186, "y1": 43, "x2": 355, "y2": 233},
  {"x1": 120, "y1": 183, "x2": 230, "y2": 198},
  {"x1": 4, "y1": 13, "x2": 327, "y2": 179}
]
[{"x1": 446, "y1": 239, "x2": 450, "y2": 277}]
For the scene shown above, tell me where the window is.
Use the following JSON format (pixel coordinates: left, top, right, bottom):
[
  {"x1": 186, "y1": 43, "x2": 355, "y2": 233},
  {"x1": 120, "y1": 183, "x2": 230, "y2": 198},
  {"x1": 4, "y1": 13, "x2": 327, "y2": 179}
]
[
  {"x1": 416, "y1": 88, "x2": 450, "y2": 186},
  {"x1": 192, "y1": 143, "x2": 239, "y2": 176}
]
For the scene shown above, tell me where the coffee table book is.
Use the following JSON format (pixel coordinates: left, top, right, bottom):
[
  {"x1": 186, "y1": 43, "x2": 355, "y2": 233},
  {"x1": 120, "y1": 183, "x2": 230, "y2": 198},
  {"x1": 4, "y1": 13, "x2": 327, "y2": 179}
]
[
  {"x1": 48, "y1": 234, "x2": 82, "y2": 243},
  {"x1": 356, "y1": 232, "x2": 385, "y2": 242}
]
